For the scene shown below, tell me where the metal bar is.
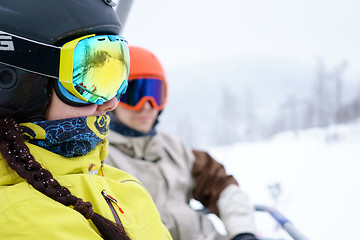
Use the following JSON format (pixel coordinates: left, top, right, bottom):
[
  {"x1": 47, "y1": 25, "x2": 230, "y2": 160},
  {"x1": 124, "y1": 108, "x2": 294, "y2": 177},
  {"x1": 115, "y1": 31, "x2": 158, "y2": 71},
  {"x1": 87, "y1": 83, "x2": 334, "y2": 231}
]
[
  {"x1": 255, "y1": 204, "x2": 309, "y2": 240},
  {"x1": 114, "y1": 0, "x2": 134, "y2": 32}
]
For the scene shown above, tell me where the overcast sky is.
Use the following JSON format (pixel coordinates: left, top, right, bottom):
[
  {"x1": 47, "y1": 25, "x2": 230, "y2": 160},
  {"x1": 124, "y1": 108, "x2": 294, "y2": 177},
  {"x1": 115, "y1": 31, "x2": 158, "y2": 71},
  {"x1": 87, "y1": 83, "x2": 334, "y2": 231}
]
[{"x1": 123, "y1": 0, "x2": 360, "y2": 78}]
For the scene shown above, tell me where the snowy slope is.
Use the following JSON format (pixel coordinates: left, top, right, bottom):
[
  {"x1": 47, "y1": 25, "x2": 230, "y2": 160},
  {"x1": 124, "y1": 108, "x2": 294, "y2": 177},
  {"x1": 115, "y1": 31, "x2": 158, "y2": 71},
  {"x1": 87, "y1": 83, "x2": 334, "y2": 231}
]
[{"x1": 208, "y1": 121, "x2": 360, "y2": 240}]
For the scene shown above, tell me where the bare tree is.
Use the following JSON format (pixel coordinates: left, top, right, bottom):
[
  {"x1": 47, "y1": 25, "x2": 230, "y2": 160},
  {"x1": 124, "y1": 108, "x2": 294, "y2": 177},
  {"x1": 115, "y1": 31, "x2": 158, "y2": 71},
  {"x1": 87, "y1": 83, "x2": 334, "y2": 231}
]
[
  {"x1": 243, "y1": 89, "x2": 257, "y2": 141},
  {"x1": 216, "y1": 86, "x2": 241, "y2": 145},
  {"x1": 333, "y1": 61, "x2": 347, "y2": 123}
]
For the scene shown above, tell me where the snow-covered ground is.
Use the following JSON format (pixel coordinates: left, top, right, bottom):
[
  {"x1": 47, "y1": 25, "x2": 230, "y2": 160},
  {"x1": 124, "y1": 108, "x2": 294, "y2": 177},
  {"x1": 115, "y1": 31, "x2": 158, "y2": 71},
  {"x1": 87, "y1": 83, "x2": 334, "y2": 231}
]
[{"x1": 208, "y1": 121, "x2": 360, "y2": 240}]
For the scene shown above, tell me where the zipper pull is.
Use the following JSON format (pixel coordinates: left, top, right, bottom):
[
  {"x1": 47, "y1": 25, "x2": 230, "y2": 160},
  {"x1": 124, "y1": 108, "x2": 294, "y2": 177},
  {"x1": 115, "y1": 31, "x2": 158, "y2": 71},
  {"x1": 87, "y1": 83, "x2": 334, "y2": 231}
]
[
  {"x1": 101, "y1": 190, "x2": 118, "y2": 203},
  {"x1": 101, "y1": 190, "x2": 124, "y2": 214}
]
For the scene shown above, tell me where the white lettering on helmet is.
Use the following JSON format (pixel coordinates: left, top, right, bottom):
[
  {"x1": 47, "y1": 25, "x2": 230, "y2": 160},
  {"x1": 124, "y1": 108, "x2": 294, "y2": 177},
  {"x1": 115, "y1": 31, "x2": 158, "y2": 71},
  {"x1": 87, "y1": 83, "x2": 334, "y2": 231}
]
[{"x1": 0, "y1": 32, "x2": 14, "y2": 51}]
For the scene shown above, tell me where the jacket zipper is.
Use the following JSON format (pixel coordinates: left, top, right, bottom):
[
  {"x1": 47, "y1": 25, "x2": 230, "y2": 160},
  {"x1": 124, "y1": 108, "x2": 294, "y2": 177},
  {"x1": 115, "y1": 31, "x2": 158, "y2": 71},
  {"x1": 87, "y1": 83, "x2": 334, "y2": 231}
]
[{"x1": 101, "y1": 190, "x2": 123, "y2": 226}]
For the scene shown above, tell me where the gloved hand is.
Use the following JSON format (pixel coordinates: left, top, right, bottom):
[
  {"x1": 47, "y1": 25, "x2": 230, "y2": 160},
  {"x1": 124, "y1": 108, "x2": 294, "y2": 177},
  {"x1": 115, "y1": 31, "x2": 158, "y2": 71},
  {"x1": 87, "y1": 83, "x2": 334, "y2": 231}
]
[{"x1": 231, "y1": 233, "x2": 258, "y2": 240}]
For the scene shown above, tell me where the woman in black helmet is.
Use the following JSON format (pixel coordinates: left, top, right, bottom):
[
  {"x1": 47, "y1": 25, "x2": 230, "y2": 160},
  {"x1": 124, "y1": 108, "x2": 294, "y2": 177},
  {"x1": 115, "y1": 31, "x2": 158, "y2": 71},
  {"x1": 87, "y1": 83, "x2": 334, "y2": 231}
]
[{"x1": 0, "y1": 1, "x2": 171, "y2": 239}]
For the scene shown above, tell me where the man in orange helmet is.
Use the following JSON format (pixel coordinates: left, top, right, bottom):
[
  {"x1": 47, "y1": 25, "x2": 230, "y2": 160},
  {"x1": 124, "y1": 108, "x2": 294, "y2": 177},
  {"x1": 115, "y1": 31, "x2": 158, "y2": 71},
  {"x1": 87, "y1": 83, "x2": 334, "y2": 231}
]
[{"x1": 107, "y1": 46, "x2": 258, "y2": 240}]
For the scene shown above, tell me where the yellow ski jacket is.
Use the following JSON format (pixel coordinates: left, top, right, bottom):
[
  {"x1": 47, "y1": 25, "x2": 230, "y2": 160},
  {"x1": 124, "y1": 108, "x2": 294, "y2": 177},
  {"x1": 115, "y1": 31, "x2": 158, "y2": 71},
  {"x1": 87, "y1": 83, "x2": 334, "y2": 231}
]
[{"x1": 0, "y1": 140, "x2": 172, "y2": 240}]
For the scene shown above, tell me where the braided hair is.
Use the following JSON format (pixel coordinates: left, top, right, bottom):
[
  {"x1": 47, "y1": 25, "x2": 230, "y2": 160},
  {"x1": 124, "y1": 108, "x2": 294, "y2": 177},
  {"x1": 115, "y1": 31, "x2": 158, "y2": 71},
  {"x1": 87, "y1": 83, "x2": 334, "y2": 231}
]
[{"x1": 0, "y1": 117, "x2": 131, "y2": 240}]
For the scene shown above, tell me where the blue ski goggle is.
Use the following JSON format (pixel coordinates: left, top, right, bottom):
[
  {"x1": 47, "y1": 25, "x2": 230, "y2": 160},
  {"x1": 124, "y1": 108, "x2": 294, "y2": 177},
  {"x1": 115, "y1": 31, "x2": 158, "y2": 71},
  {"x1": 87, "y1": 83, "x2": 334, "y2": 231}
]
[
  {"x1": 0, "y1": 31, "x2": 130, "y2": 106},
  {"x1": 118, "y1": 78, "x2": 167, "y2": 111}
]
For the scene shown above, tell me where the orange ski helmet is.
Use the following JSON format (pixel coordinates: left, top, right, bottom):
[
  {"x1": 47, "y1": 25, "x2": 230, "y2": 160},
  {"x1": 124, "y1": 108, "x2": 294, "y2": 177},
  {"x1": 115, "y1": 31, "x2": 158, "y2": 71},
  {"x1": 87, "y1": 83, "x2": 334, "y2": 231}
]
[
  {"x1": 128, "y1": 46, "x2": 166, "y2": 81},
  {"x1": 119, "y1": 46, "x2": 167, "y2": 110}
]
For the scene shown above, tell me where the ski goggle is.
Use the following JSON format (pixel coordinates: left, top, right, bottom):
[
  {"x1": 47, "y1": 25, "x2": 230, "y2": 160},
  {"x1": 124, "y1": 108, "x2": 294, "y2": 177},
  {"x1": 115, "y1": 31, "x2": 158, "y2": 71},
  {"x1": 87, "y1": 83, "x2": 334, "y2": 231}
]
[
  {"x1": 0, "y1": 30, "x2": 129, "y2": 106},
  {"x1": 119, "y1": 78, "x2": 167, "y2": 111}
]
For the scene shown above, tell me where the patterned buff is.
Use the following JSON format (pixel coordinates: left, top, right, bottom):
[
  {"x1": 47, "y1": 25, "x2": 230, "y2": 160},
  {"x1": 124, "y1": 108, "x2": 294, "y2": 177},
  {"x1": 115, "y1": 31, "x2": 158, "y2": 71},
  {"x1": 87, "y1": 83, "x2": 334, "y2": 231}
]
[{"x1": 20, "y1": 115, "x2": 110, "y2": 157}]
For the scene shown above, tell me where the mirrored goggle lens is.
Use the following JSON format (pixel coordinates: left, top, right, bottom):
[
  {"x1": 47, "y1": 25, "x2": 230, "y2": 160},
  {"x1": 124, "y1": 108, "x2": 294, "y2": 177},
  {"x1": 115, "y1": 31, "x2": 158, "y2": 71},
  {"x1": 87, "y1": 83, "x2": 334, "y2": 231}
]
[
  {"x1": 72, "y1": 35, "x2": 129, "y2": 104},
  {"x1": 120, "y1": 78, "x2": 166, "y2": 107}
]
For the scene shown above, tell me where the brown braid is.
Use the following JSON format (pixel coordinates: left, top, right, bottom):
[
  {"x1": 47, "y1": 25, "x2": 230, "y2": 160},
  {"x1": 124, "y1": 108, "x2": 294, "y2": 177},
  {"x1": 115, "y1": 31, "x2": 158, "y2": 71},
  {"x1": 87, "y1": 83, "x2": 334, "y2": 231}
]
[{"x1": 0, "y1": 117, "x2": 131, "y2": 240}]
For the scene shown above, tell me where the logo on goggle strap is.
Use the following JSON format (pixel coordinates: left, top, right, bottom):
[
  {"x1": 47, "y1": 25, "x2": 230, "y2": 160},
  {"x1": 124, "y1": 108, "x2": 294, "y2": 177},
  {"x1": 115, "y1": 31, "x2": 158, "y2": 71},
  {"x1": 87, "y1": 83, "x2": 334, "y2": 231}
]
[{"x1": 0, "y1": 32, "x2": 14, "y2": 51}]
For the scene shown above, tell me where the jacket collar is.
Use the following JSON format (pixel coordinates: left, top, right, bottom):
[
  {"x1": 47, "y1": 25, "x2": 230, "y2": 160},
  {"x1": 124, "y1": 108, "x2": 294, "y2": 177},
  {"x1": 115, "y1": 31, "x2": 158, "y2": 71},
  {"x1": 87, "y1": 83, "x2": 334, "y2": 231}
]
[
  {"x1": 107, "y1": 130, "x2": 162, "y2": 162},
  {"x1": 0, "y1": 140, "x2": 108, "y2": 187},
  {"x1": 110, "y1": 120, "x2": 156, "y2": 137}
]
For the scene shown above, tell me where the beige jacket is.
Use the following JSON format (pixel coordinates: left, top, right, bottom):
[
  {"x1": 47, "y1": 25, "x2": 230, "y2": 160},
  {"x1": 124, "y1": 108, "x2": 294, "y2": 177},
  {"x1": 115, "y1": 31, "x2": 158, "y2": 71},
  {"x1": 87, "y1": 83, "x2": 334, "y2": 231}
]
[{"x1": 106, "y1": 130, "x2": 256, "y2": 240}]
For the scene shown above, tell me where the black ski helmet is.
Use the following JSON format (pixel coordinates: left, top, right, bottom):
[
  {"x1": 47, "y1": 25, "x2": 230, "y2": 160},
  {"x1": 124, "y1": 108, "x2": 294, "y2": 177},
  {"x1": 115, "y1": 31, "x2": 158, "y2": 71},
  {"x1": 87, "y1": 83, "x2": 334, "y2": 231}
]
[{"x1": 0, "y1": 0, "x2": 122, "y2": 122}]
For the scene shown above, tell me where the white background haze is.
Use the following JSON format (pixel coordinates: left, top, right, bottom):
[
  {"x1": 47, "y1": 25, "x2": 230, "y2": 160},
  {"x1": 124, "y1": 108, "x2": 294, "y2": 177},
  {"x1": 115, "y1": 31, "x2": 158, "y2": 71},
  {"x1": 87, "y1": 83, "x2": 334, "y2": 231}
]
[{"x1": 123, "y1": 0, "x2": 360, "y2": 148}]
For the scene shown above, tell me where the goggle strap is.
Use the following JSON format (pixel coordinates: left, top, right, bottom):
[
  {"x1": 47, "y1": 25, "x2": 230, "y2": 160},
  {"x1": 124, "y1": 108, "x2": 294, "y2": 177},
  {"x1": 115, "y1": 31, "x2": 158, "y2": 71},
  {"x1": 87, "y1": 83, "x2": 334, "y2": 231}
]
[
  {"x1": 119, "y1": 96, "x2": 165, "y2": 111},
  {"x1": 0, "y1": 31, "x2": 60, "y2": 78}
]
